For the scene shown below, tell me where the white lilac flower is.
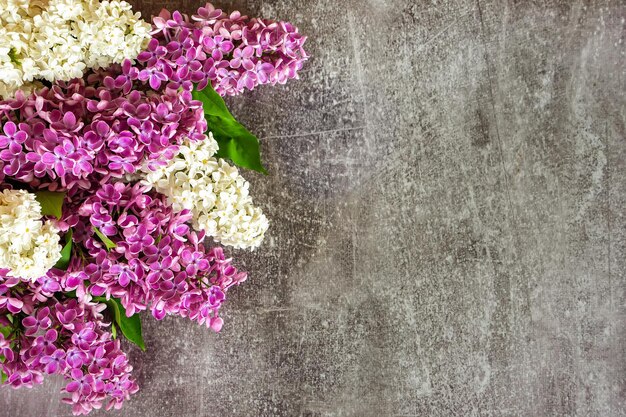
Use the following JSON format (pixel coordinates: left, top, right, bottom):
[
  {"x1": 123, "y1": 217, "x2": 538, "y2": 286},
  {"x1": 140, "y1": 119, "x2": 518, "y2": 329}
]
[
  {"x1": 0, "y1": 0, "x2": 151, "y2": 98},
  {"x1": 0, "y1": 189, "x2": 61, "y2": 279},
  {"x1": 141, "y1": 134, "x2": 269, "y2": 249}
]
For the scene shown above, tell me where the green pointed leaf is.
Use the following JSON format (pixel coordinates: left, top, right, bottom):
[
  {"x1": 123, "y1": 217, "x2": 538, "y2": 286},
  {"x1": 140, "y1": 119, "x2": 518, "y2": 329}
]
[
  {"x1": 94, "y1": 297, "x2": 144, "y2": 351},
  {"x1": 0, "y1": 324, "x2": 11, "y2": 338},
  {"x1": 0, "y1": 316, "x2": 13, "y2": 343},
  {"x1": 93, "y1": 227, "x2": 116, "y2": 251},
  {"x1": 192, "y1": 83, "x2": 232, "y2": 119},
  {"x1": 192, "y1": 84, "x2": 267, "y2": 174},
  {"x1": 208, "y1": 115, "x2": 268, "y2": 174},
  {"x1": 34, "y1": 190, "x2": 66, "y2": 219},
  {"x1": 0, "y1": 369, "x2": 6, "y2": 384},
  {"x1": 54, "y1": 229, "x2": 73, "y2": 270}
]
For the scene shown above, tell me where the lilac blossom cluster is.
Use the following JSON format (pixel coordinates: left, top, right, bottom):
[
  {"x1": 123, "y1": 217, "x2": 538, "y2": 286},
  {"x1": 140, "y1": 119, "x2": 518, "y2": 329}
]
[
  {"x1": 131, "y1": 3, "x2": 308, "y2": 96},
  {"x1": 0, "y1": 71, "x2": 206, "y2": 193},
  {"x1": 66, "y1": 182, "x2": 246, "y2": 330},
  {"x1": 0, "y1": 274, "x2": 137, "y2": 415}
]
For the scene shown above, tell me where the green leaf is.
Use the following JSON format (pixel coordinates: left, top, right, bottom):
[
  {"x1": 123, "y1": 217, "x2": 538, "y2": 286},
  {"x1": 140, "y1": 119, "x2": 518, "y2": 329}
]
[
  {"x1": 192, "y1": 84, "x2": 267, "y2": 174},
  {"x1": 34, "y1": 190, "x2": 66, "y2": 219},
  {"x1": 8, "y1": 48, "x2": 19, "y2": 65},
  {"x1": 93, "y1": 227, "x2": 116, "y2": 251},
  {"x1": 0, "y1": 369, "x2": 6, "y2": 384},
  {"x1": 94, "y1": 297, "x2": 144, "y2": 351},
  {"x1": 0, "y1": 314, "x2": 13, "y2": 339},
  {"x1": 192, "y1": 83, "x2": 232, "y2": 119},
  {"x1": 54, "y1": 229, "x2": 73, "y2": 270}
]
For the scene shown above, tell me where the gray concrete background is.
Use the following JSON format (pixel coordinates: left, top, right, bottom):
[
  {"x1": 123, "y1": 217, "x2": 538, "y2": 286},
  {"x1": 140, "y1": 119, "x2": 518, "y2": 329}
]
[{"x1": 2, "y1": 0, "x2": 626, "y2": 416}]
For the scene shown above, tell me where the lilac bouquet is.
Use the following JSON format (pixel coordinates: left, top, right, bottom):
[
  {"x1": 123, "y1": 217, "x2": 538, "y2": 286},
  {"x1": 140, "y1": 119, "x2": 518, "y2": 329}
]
[{"x1": 0, "y1": 1, "x2": 307, "y2": 414}]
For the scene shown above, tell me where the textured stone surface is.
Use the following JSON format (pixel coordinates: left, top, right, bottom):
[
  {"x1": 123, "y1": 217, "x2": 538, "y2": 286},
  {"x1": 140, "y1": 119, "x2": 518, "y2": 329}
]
[{"x1": 2, "y1": 0, "x2": 626, "y2": 416}]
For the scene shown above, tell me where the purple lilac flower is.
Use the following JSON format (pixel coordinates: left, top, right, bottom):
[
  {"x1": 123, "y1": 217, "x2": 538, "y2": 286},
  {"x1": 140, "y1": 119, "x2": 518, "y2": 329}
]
[
  {"x1": 131, "y1": 3, "x2": 308, "y2": 96},
  {"x1": 0, "y1": 276, "x2": 137, "y2": 415},
  {"x1": 0, "y1": 73, "x2": 207, "y2": 194},
  {"x1": 66, "y1": 182, "x2": 247, "y2": 328}
]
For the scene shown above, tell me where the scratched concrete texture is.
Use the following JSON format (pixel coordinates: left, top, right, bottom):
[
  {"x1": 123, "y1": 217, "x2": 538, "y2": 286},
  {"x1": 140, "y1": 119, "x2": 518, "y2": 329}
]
[{"x1": 2, "y1": 0, "x2": 626, "y2": 416}]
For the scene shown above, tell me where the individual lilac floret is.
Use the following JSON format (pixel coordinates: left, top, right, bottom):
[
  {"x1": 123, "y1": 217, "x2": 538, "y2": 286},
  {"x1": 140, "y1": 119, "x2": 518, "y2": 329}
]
[{"x1": 133, "y1": 3, "x2": 309, "y2": 96}]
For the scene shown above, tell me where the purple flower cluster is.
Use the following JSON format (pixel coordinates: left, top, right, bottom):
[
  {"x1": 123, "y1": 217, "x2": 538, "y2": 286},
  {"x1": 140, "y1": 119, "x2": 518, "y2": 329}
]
[
  {"x1": 0, "y1": 276, "x2": 137, "y2": 415},
  {"x1": 0, "y1": 73, "x2": 206, "y2": 192},
  {"x1": 131, "y1": 3, "x2": 308, "y2": 96},
  {"x1": 66, "y1": 182, "x2": 246, "y2": 330}
]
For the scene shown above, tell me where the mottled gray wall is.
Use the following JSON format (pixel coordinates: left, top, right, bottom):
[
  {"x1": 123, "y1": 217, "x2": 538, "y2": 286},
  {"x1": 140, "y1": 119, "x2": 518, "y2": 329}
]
[{"x1": 2, "y1": 0, "x2": 626, "y2": 416}]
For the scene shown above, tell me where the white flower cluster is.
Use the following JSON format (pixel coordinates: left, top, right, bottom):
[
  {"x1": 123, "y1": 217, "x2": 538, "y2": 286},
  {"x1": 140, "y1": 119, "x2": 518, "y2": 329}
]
[
  {"x1": 0, "y1": 0, "x2": 151, "y2": 98},
  {"x1": 0, "y1": 189, "x2": 61, "y2": 279},
  {"x1": 142, "y1": 134, "x2": 269, "y2": 249}
]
